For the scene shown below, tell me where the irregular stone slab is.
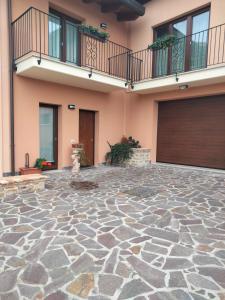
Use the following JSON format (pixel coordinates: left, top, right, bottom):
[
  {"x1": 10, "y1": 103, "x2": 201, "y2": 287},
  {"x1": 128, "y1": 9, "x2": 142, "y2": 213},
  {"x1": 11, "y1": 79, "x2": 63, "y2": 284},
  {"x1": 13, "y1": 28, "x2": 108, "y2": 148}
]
[
  {"x1": 0, "y1": 291, "x2": 19, "y2": 300},
  {"x1": 21, "y1": 263, "x2": 48, "y2": 284},
  {"x1": 180, "y1": 219, "x2": 202, "y2": 225},
  {"x1": 12, "y1": 224, "x2": 33, "y2": 232},
  {"x1": 130, "y1": 236, "x2": 151, "y2": 243},
  {"x1": 7, "y1": 256, "x2": 26, "y2": 268},
  {"x1": 118, "y1": 279, "x2": 152, "y2": 299},
  {"x1": 44, "y1": 291, "x2": 68, "y2": 300},
  {"x1": 44, "y1": 271, "x2": 73, "y2": 295},
  {"x1": 150, "y1": 290, "x2": 192, "y2": 300},
  {"x1": 0, "y1": 243, "x2": 17, "y2": 256},
  {"x1": 187, "y1": 273, "x2": 220, "y2": 290},
  {"x1": 113, "y1": 225, "x2": 139, "y2": 241},
  {"x1": 76, "y1": 223, "x2": 96, "y2": 238},
  {"x1": 64, "y1": 243, "x2": 84, "y2": 256},
  {"x1": 215, "y1": 250, "x2": 225, "y2": 259},
  {"x1": 99, "y1": 274, "x2": 123, "y2": 296},
  {"x1": 66, "y1": 273, "x2": 94, "y2": 298},
  {"x1": 24, "y1": 237, "x2": 52, "y2": 261},
  {"x1": 115, "y1": 262, "x2": 131, "y2": 278},
  {"x1": 41, "y1": 249, "x2": 70, "y2": 269},
  {"x1": 19, "y1": 284, "x2": 41, "y2": 299},
  {"x1": 0, "y1": 232, "x2": 26, "y2": 244},
  {"x1": 144, "y1": 242, "x2": 168, "y2": 255},
  {"x1": 163, "y1": 258, "x2": 193, "y2": 270},
  {"x1": 104, "y1": 248, "x2": 118, "y2": 273},
  {"x1": 130, "y1": 245, "x2": 141, "y2": 255},
  {"x1": 98, "y1": 233, "x2": 119, "y2": 249},
  {"x1": 80, "y1": 238, "x2": 102, "y2": 249},
  {"x1": 127, "y1": 256, "x2": 166, "y2": 288},
  {"x1": 169, "y1": 244, "x2": 193, "y2": 257},
  {"x1": 156, "y1": 212, "x2": 172, "y2": 228},
  {"x1": 144, "y1": 228, "x2": 179, "y2": 243},
  {"x1": 88, "y1": 250, "x2": 109, "y2": 259},
  {"x1": 71, "y1": 253, "x2": 94, "y2": 274},
  {"x1": 141, "y1": 251, "x2": 158, "y2": 264},
  {"x1": 168, "y1": 271, "x2": 187, "y2": 288},
  {"x1": 193, "y1": 255, "x2": 222, "y2": 266},
  {"x1": 0, "y1": 269, "x2": 19, "y2": 293},
  {"x1": 198, "y1": 267, "x2": 225, "y2": 288}
]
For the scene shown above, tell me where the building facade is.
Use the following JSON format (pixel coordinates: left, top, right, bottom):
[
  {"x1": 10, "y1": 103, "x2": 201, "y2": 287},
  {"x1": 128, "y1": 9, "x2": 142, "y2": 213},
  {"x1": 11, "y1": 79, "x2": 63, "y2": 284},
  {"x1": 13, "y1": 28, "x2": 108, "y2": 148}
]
[{"x1": 0, "y1": 0, "x2": 225, "y2": 176}]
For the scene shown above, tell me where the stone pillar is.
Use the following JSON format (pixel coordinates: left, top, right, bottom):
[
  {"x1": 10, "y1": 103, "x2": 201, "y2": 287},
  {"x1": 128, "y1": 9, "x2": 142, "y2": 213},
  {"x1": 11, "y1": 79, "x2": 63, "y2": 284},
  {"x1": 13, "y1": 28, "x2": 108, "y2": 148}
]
[{"x1": 71, "y1": 147, "x2": 82, "y2": 174}]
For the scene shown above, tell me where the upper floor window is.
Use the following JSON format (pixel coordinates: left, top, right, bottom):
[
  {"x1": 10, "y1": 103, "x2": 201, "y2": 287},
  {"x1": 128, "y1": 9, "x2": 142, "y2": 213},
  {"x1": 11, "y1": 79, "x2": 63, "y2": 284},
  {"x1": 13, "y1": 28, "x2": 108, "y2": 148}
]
[
  {"x1": 153, "y1": 7, "x2": 210, "y2": 77},
  {"x1": 48, "y1": 9, "x2": 81, "y2": 64}
]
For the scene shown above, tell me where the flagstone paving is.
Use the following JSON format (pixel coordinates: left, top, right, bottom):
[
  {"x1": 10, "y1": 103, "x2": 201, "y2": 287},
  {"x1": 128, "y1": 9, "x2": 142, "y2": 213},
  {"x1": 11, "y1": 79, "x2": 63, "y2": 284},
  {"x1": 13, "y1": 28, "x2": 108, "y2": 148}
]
[{"x1": 0, "y1": 164, "x2": 225, "y2": 299}]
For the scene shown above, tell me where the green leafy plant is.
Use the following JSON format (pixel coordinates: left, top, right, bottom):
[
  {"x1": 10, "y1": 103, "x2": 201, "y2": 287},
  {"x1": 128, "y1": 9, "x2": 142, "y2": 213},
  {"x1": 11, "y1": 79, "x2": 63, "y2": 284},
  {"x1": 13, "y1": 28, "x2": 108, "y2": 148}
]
[
  {"x1": 79, "y1": 24, "x2": 110, "y2": 41},
  {"x1": 148, "y1": 34, "x2": 177, "y2": 51},
  {"x1": 34, "y1": 158, "x2": 46, "y2": 170},
  {"x1": 106, "y1": 142, "x2": 133, "y2": 165},
  {"x1": 122, "y1": 136, "x2": 141, "y2": 148}
]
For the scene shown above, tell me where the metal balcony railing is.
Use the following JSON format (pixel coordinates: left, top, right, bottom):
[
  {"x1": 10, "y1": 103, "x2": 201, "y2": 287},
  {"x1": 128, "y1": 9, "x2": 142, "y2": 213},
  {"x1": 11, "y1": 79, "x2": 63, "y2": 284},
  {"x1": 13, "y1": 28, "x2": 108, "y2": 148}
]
[
  {"x1": 12, "y1": 7, "x2": 131, "y2": 80},
  {"x1": 131, "y1": 23, "x2": 225, "y2": 82},
  {"x1": 12, "y1": 7, "x2": 225, "y2": 84}
]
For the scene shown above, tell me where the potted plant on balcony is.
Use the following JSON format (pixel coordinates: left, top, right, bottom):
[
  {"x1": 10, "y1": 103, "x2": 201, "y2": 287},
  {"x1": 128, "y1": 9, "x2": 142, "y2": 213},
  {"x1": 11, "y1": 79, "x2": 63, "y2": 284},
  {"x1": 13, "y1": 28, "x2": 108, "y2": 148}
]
[
  {"x1": 148, "y1": 34, "x2": 177, "y2": 51},
  {"x1": 79, "y1": 24, "x2": 110, "y2": 42}
]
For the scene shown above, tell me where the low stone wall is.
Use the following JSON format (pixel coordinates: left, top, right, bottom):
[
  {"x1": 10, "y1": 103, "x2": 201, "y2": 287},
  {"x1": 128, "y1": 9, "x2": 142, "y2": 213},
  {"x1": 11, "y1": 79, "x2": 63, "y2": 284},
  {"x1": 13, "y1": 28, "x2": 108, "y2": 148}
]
[
  {"x1": 0, "y1": 174, "x2": 47, "y2": 197},
  {"x1": 126, "y1": 148, "x2": 151, "y2": 167}
]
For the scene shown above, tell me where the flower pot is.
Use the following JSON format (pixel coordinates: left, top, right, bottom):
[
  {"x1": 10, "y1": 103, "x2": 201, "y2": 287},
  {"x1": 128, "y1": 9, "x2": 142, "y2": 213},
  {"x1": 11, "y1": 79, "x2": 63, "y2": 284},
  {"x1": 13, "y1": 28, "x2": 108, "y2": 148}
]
[{"x1": 20, "y1": 167, "x2": 42, "y2": 175}]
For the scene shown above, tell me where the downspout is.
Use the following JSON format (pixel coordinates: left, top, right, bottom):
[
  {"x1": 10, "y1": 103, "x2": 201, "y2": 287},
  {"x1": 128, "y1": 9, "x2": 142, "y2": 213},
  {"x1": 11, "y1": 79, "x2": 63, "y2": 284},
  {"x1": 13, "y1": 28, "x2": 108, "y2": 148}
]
[{"x1": 8, "y1": 0, "x2": 15, "y2": 175}]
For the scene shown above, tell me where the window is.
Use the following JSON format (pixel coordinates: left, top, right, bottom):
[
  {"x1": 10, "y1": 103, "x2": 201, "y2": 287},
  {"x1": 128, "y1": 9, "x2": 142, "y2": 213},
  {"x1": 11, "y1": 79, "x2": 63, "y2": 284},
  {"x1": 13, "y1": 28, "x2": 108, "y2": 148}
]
[
  {"x1": 48, "y1": 9, "x2": 81, "y2": 64},
  {"x1": 153, "y1": 7, "x2": 210, "y2": 77}
]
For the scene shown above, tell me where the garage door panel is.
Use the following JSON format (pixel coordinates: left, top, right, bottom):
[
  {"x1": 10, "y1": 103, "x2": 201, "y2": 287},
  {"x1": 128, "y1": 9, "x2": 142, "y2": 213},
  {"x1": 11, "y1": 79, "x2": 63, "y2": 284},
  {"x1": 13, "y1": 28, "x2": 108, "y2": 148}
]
[{"x1": 157, "y1": 95, "x2": 225, "y2": 169}]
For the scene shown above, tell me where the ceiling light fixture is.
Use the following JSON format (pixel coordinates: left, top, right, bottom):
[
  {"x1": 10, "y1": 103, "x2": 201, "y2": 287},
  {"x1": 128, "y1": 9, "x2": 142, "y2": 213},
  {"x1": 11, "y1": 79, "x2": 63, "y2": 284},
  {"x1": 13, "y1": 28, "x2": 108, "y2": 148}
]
[{"x1": 179, "y1": 84, "x2": 189, "y2": 90}]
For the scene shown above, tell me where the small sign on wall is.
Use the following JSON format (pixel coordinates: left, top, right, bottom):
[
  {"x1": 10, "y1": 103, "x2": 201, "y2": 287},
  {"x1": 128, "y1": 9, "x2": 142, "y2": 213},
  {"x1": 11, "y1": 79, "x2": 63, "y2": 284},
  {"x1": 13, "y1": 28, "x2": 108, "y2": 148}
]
[{"x1": 68, "y1": 104, "x2": 76, "y2": 110}]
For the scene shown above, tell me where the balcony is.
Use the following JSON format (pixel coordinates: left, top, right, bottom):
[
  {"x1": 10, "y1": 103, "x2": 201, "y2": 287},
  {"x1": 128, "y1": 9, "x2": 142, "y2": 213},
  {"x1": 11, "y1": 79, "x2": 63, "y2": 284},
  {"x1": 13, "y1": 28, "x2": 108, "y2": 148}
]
[
  {"x1": 131, "y1": 23, "x2": 225, "y2": 94},
  {"x1": 12, "y1": 7, "x2": 130, "y2": 93},
  {"x1": 12, "y1": 8, "x2": 225, "y2": 94}
]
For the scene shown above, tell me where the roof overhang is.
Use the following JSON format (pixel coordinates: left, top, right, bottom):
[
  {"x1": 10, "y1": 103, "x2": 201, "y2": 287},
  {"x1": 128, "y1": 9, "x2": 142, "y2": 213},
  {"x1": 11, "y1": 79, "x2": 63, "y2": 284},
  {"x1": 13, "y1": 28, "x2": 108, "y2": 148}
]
[{"x1": 82, "y1": 0, "x2": 151, "y2": 21}]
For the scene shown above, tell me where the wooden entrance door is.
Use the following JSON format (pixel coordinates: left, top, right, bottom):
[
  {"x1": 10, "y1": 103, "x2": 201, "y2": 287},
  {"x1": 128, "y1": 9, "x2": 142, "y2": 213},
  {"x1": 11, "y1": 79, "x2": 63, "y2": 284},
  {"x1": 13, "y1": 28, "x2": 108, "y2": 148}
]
[{"x1": 79, "y1": 110, "x2": 95, "y2": 166}]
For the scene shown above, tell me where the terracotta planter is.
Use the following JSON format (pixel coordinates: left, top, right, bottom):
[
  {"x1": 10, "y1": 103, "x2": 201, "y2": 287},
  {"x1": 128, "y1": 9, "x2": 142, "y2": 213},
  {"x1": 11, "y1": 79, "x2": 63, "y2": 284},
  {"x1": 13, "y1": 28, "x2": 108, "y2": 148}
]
[{"x1": 20, "y1": 167, "x2": 42, "y2": 175}]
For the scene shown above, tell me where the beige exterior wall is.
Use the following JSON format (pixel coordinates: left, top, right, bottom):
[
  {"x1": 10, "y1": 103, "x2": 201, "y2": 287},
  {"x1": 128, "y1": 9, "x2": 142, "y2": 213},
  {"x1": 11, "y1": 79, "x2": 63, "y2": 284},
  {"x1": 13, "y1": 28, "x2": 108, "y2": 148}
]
[
  {"x1": 125, "y1": 0, "x2": 225, "y2": 163},
  {"x1": 0, "y1": 0, "x2": 11, "y2": 176},
  {"x1": 126, "y1": 83, "x2": 225, "y2": 163},
  {"x1": 12, "y1": 0, "x2": 129, "y2": 47},
  {"x1": 14, "y1": 75, "x2": 128, "y2": 170},
  {"x1": 128, "y1": 0, "x2": 225, "y2": 51},
  {"x1": 1, "y1": 0, "x2": 225, "y2": 173}
]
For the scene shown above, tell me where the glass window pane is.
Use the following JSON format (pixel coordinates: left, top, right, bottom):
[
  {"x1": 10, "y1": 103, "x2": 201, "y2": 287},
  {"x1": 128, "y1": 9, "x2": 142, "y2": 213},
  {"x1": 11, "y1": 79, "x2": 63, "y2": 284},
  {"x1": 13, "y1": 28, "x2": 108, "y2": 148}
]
[
  {"x1": 154, "y1": 26, "x2": 169, "y2": 77},
  {"x1": 172, "y1": 20, "x2": 187, "y2": 73},
  {"x1": 40, "y1": 107, "x2": 54, "y2": 162},
  {"x1": 66, "y1": 20, "x2": 79, "y2": 64},
  {"x1": 48, "y1": 13, "x2": 61, "y2": 59},
  {"x1": 191, "y1": 11, "x2": 209, "y2": 70}
]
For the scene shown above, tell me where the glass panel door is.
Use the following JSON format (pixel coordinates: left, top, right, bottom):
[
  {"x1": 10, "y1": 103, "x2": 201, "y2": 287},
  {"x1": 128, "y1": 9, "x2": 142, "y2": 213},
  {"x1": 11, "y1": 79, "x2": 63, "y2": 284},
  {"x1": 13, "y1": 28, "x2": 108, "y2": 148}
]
[
  {"x1": 40, "y1": 106, "x2": 57, "y2": 167},
  {"x1": 190, "y1": 11, "x2": 210, "y2": 70},
  {"x1": 66, "y1": 20, "x2": 79, "y2": 64},
  {"x1": 154, "y1": 26, "x2": 169, "y2": 77},
  {"x1": 171, "y1": 20, "x2": 187, "y2": 73},
  {"x1": 48, "y1": 13, "x2": 61, "y2": 59}
]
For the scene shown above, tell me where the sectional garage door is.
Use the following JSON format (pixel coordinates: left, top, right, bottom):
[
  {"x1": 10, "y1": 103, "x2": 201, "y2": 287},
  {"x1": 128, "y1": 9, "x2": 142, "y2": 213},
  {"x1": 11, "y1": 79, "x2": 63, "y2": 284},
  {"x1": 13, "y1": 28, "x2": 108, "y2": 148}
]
[{"x1": 157, "y1": 95, "x2": 225, "y2": 169}]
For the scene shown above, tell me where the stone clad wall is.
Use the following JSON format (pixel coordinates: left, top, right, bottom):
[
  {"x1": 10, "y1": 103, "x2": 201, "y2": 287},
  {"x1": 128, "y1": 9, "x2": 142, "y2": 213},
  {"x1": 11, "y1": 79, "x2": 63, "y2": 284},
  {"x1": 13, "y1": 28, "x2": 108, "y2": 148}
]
[
  {"x1": 0, "y1": 174, "x2": 47, "y2": 197},
  {"x1": 126, "y1": 148, "x2": 151, "y2": 167}
]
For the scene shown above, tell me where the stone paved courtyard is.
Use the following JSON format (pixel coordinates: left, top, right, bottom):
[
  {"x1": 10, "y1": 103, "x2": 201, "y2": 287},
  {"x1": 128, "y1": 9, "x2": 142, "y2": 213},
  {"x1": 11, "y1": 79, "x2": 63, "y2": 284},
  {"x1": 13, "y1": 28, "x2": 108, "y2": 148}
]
[{"x1": 0, "y1": 165, "x2": 225, "y2": 300}]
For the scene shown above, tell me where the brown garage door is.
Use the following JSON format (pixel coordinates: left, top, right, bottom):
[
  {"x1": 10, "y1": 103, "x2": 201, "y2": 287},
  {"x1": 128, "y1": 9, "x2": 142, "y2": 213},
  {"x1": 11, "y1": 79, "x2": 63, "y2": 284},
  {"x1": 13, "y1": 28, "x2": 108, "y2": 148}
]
[{"x1": 157, "y1": 95, "x2": 225, "y2": 169}]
